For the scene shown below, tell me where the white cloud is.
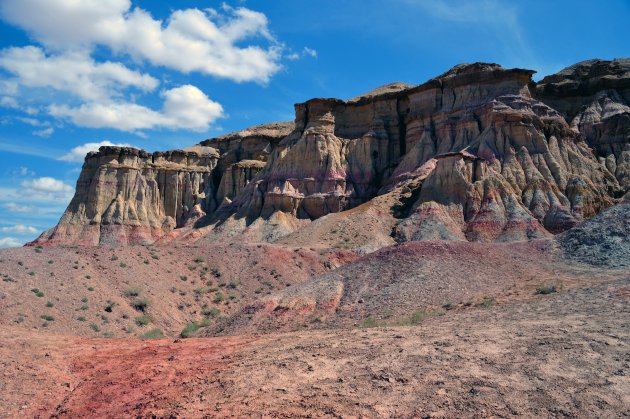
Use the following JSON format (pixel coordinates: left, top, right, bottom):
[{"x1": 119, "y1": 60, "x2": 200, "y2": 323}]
[
  {"x1": 303, "y1": 47, "x2": 317, "y2": 58},
  {"x1": 50, "y1": 85, "x2": 223, "y2": 132},
  {"x1": 17, "y1": 167, "x2": 35, "y2": 176},
  {"x1": 0, "y1": 225, "x2": 39, "y2": 234},
  {"x1": 19, "y1": 177, "x2": 74, "y2": 202},
  {"x1": 0, "y1": 237, "x2": 23, "y2": 248},
  {"x1": 3, "y1": 202, "x2": 33, "y2": 213},
  {"x1": 21, "y1": 177, "x2": 73, "y2": 193},
  {"x1": 0, "y1": 0, "x2": 282, "y2": 84},
  {"x1": 0, "y1": 95, "x2": 18, "y2": 108},
  {"x1": 16, "y1": 116, "x2": 47, "y2": 126},
  {"x1": 0, "y1": 46, "x2": 158, "y2": 101},
  {"x1": 59, "y1": 140, "x2": 134, "y2": 162},
  {"x1": 33, "y1": 127, "x2": 54, "y2": 137}
]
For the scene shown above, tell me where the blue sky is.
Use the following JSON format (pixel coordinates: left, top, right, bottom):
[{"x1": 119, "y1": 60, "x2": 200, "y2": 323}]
[{"x1": 0, "y1": 0, "x2": 628, "y2": 247}]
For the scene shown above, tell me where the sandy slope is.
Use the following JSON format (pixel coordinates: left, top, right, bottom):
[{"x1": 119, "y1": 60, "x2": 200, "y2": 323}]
[{"x1": 1, "y1": 276, "x2": 628, "y2": 418}]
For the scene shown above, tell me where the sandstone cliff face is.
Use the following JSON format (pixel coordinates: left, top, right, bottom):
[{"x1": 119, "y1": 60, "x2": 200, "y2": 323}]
[
  {"x1": 34, "y1": 59, "x2": 630, "y2": 246},
  {"x1": 535, "y1": 59, "x2": 630, "y2": 191}
]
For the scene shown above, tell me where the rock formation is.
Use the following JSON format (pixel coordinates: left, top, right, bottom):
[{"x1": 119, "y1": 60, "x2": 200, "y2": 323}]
[{"x1": 33, "y1": 59, "x2": 630, "y2": 246}]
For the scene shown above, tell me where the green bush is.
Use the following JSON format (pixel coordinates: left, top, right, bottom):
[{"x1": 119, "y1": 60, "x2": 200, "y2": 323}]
[
  {"x1": 535, "y1": 285, "x2": 559, "y2": 295},
  {"x1": 46, "y1": 301, "x2": 54, "y2": 308},
  {"x1": 139, "y1": 328, "x2": 164, "y2": 339},
  {"x1": 123, "y1": 288, "x2": 141, "y2": 298},
  {"x1": 131, "y1": 298, "x2": 149, "y2": 312},
  {"x1": 31, "y1": 288, "x2": 44, "y2": 297},
  {"x1": 475, "y1": 296, "x2": 494, "y2": 308},
  {"x1": 213, "y1": 292, "x2": 225, "y2": 304},
  {"x1": 409, "y1": 310, "x2": 426, "y2": 325},
  {"x1": 40, "y1": 314, "x2": 54, "y2": 321},
  {"x1": 90, "y1": 323, "x2": 100, "y2": 332},
  {"x1": 77, "y1": 316, "x2": 86, "y2": 322},
  {"x1": 135, "y1": 315, "x2": 151, "y2": 326},
  {"x1": 193, "y1": 256, "x2": 205, "y2": 263},
  {"x1": 180, "y1": 322, "x2": 200, "y2": 338},
  {"x1": 202, "y1": 306, "x2": 220, "y2": 318},
  {"x1": 360, "y1": 316, "x2": 378, "y2": 328}
]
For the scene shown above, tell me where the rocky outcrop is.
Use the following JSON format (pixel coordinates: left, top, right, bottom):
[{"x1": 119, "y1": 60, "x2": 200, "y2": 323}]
[
  {"x1": 535, "y1": 59, "x2": 630, "y2": 191},
  {"x1": 557, "y1": 193, "x2": 630, "y2": 268},
  {"x1": 34, "y1": 59, "x2": 630, "y2": 246},
  {"x1": 222, "y1": 62, "x2": 619, "y2": 242},
  {"x1": 33, "y1": 147, "x2": 219, "y2": 245}
]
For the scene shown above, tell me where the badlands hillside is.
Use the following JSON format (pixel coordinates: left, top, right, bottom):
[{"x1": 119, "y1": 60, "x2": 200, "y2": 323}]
[{"x1": 1, "y1": 59, "x2": 629, "y2": 417}]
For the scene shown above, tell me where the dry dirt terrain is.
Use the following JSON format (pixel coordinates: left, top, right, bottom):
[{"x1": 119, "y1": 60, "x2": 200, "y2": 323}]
[
  {"x1": 2, "y1": 59, "x2": 630, "y2": 417},
  {"x1": 1, "y1": 273, "x2": 628, "y2": 418}
]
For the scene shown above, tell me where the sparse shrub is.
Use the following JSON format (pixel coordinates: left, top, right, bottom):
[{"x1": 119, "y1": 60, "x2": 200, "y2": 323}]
[
  {"x1": 110, "y1": 255, "x2": 118, "y2": 261},
  {"x1": 104, "y1": 300, "x2": 117, "y2": 313},
  {"x1": 475, "y1": 296, "x2": 494, "y2": 308},
  {"x1": 28, "y1": 271, "x2": 35, "y2": 276},
  {"x1": 123, "y1": 288, "x2": 141, "y2": 298},
  {"x1": 151, "y1": 254, "x2": 159, "y2": 260},
  {"x1": 87, "y1": 286, "x2": 94, "y2": 291},
  {"x1": 535, "y1": 285, "x2": 559, "y2": 295},
  {"x1": 180, "y1": 275, "x2": 188, "y2": 281},
  {"x1": 119, "y1": 262, "x2": 127, "y2": 268},
  {"x1": 85, "y1": 275, "x2": 91, "y2": 279},
  {"x1": 194, "y1": 287, "x2": 209, "y2": 296},
  {"x1": 211, "y1": 268, "x2": 221, "y2": 278},
  {"x1": 135, "y1": 315, "x2": 151, "y2": 326},
  {"x1": 227, "y1": 280, "x2": 239, "y2": 289},
  {"x1": 81, "y1": 297, "x2": 88, "y2": 303},
  {"x1": 80, "y1": 304, "x2": 89, "y2": 311},
  {"x1": 442, "y1": 302, "x2": 453, "y2": 310},
  {"x1": 90, "y1": 323, "x2": 100, "y2": 332},
  {"x1": 180, "y1": 322, "x2": 200, "y2": 338},
  {"x1": 131, "y1": 298, "x2": 149, "y2": 312},
  {"x1": 35, "y1": 246, "x2": 43, "y2": 253},
  {"x1": 46, "y1": 301, "x2": 54, "y2": 308},
  {"x1": 409, "y1": 310, "x2": 426, "y2": 325},
  {"x1": 77, "y1": 316, "x2": 86, "y2": 322},
  {"x1": 213, "y1": 292, "x2": 225, "y2": 304},
  {"x1": 193, "y1": 256, "x2": 205, "y2": 263},
  {"x1": 31, "y1": 288, "x2": 44, "y2": 297},
  {"x1": 47, "y1": 260, "x2": 54, "y2": 264},
  {"x1": 143, "y1": 259, "x2": 149, "y2": 265},
  {"x1": 40, "y1": 314, "x2": 54, "y2": 321},
  {"x1": 139, "y1": 328, "x2": 163, "y2": 339},
  {"x1": 360, "y1": 316, "x2": 378, "y2": 328},
  {"x1": 202, "y1": 306, "x2": 220, "y2": 318}
]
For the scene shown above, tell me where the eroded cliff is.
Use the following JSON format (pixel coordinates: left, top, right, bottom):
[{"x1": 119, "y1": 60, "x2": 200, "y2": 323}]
[{"x1": 34, "y1": 59, "x2": 630, "y2": 247}]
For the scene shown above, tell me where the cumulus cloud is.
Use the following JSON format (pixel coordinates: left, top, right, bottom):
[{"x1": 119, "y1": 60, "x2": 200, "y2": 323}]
[
  {"x1": 33, "y1": 127, "x2": 54, "y2": 137},
  {"x1": 20, "y1": 177, "x2": 74, "y2": 201},
  {"x1": 0, "y1": 46, "x2": 159, "y2": 101},
  {"x1": 50, "y1": 85, "x2": 223, "y2": 132},
  {"x1": 0, "y1": 237, "x2": 23, "y2": 248},
  {"x1": 303, "y1": 47, "x2": 318, "y2": 58},
  {"x1": 59, "y1": 140, "x2": 134, "y2": 162},
  {"x1": 0, "y1": 224, "x2": 39, "y2": 234},
  {"x1": 0, "y1": 0, "x2": 281, "y2": 83},
  {"x1": 0, "y1": 95, "x2": 18, "y2": 108},
  {"x1": 3, "y1": 202, "x2": 33, "y2": 213}
]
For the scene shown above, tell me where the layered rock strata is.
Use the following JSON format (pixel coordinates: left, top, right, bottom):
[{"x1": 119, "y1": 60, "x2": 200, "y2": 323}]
[{"x1": 34, "y1": 59, "x2": 630, "y2": 246}]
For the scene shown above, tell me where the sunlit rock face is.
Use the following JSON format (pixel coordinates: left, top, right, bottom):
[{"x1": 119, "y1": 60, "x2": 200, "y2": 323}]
[
  {"x1": 535, "y1": 58, "x2": 630, "y2": 191},
  {"x1": 34, "y1": 60, "x2": 629, "y2": 246}
]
